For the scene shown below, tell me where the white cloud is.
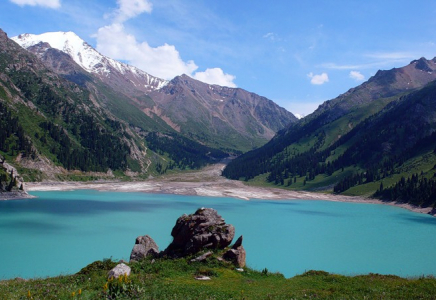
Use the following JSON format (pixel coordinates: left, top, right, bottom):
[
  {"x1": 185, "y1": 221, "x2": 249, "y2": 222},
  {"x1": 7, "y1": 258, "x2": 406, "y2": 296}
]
[
  {"x1": 294, "y1": 113, "x2": 304, "y2": 119},
  {"x1": 321, "y1": 63, "x2": 363, "y2": 70},
  {"x1": 113, "y1": 0, "x2": 152, "y2": 23},
  {"x1": 321, "y1": 51, "x2": 417, "y2": 71},
  {"x1": 263, "y1": 32, "x2": 279, "y2": 41},
  {"x1": 193, "y1": 68, "x2": 236, "y2": 87},
  {"x1": 95, "y1": 0, "x2": 236, "y2": 85},
  {"x1": 307, "y1": 72, "x2": 329, "y2": 85},
  {"x1": 349, "y1": 71, "x2": 365, "y2": 81},
  {"x1": 9, "y1": 0, "x2": 60, "y2": 8},
  {"x1": 96, "y1": 23, "x2": 198, "y2": 80},
  {"x1": 365, "y1": 52, "x2": 414, "y2": 60}
]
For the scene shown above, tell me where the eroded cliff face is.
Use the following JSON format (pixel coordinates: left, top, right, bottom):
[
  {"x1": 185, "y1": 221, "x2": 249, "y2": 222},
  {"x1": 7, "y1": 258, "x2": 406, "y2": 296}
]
[{"x1": 0, "y1": 154, "x2": 29, "y2": 199}]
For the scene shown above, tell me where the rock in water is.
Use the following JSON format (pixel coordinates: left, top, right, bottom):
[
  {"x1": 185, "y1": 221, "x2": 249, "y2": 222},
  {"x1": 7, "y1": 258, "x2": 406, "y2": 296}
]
[
  {"x1": 164, "y1": 208, "x2": 235, "y2": 257},
  {"x1": 130, "y1": 235, "x2": 159, "y2": 262},
  {"x1": 108, "y1": 263, "x2": 131, "y2": 279}
]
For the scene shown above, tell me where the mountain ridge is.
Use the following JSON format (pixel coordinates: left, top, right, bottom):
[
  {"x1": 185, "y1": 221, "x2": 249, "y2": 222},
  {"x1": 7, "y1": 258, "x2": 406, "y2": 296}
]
[
  {"x1": 13, "y1": 30, "x2": 297, "y2": 153},
  {"x1": 12, "y1": 32, "x2": 168, "y2": 93},
  {"x1": 223, "y1": 55, "x2": 436, "y2": 208}
]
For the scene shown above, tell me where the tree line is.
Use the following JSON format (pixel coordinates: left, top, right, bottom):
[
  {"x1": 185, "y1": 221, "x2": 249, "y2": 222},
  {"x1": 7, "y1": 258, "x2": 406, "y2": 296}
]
[
  {"x1": 374, "y1": 174, "x2": 436, "y2": 208},
  {"x1": 146, "y1": 132, "x2": 227, "y2": 172}
]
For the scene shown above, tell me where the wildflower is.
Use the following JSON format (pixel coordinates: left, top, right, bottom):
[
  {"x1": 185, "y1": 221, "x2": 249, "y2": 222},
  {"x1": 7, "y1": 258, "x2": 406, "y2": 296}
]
[
  {"x1": 72, "y1": 291, "x2": 75, "y2": 297},
  {"x1": 103, "y1": 282, "x2": 108, "y2": 291},
  {"x1": 78, "y1": 289, "x2": 82, "y2": 295},
  {"x1": 27, "y1": 290, "x2": 31, "y2": 299}
]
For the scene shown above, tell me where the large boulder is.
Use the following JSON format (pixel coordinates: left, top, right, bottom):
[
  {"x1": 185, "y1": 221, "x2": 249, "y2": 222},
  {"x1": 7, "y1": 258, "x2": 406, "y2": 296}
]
[
  {"x1": 130, "y1": 235, "x2": 159, "y2": 262},
  {"x1": 163, "y1": 208, "x2": 235, "y2": 257}
]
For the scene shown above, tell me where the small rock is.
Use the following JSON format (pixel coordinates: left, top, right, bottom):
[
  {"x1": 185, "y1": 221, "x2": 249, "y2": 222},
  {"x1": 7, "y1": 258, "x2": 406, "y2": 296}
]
[
  {"x1": 232, "y1": 235, "x2": 243, "y2": 249},
  {"x1": 108, "y1": 263, "x2": 131, "y2": 279},
  {"x1": 190, "y1": 251, "x2": 213, "y2": 263},
  {"x1": 195, "y1": 275, "x2": 211, "y2": 280},
  {"x1": 14, "y1": 277, "x2": 27, "y2": 282},
  {"x1": 236, "y1": 268, "x2": 244, "y2": 272}
]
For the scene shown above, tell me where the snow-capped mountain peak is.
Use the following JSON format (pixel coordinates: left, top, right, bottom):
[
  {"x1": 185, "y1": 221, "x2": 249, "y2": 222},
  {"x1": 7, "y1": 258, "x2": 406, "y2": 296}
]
[{"x1": 12, "y1": 31, "x2": 168, "y2": 92}]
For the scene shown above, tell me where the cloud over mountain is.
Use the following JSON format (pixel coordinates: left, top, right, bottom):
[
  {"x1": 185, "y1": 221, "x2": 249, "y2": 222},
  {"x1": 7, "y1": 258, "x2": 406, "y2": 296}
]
[
  {"x1": 349, "y1": 70, "x2": 365, "y2": 81},
  {"x1": 94, "y1": 0, "x2": 236, "y2": 86},
  {"x1": 96, "y1": 23, "x2": 198, "y2": 80},
  {"x1": 193, "y1": 68, "x2": 236, "y2": 88},
  {"x1": 112, "y1": 0, "x2": 153, "y2": 23}
]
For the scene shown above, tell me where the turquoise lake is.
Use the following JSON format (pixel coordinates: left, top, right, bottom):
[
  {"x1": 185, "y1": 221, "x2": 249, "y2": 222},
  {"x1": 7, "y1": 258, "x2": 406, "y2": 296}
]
[{"x1": 1, "y1": 190, "x2": 436, "y2": 280}]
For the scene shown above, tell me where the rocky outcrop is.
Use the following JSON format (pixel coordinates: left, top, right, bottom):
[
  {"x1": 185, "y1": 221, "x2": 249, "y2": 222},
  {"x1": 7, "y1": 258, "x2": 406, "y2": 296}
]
[
  {"x1": 130, "y1": 235, "x2": 159, "y2": 262},
  {"x1": 163, "y1": 207, "x2": 235, "y2": 257},
  {"x1": 129, "y1": 208, "x2": 246, "y2": 267},
  {"x1": 223, "y1": 235, "x2": 246, "y2": 267}
]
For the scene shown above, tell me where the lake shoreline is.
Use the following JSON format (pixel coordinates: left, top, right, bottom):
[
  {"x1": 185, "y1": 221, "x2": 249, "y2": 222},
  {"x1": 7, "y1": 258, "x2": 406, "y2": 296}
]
[{"x1": 18, "y1": 162, "x2": 434, "y2": 217}]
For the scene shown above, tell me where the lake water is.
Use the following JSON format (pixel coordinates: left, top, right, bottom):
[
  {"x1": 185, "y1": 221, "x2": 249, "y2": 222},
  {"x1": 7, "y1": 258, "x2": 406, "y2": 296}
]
[{"x1": 1, "y1": 190, "x2": 436, "y2": 280}]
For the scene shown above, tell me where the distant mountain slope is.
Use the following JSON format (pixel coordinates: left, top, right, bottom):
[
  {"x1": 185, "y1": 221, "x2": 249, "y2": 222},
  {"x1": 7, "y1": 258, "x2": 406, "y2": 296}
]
[
  {"x1": 149, "y1": 74, "x2": 297, "y2": 151},
  {"x1": 223, "y1": 57, "x2": 436, "y2": 207},
  {"x1": 13, "y1": 31, "x2": 297, "y2": 153},
  {"x1": 307, "y1": 57, "x2": 436, "y2": 126}
]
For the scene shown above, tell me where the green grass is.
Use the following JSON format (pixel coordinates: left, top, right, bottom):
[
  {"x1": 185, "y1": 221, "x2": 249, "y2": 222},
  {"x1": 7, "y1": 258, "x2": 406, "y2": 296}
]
[
  {"x1": 1, "y1": 256, "x2": 436, "y2": 299},
  {"x1": 245, "y1": 166, "x2": 359, "y2": 193},
  {"x1": 245, "y1": 147, "x2": 436, "y2": 198}
]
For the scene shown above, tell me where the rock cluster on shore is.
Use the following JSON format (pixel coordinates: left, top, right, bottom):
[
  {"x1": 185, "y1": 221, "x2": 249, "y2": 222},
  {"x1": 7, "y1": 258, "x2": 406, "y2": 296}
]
[{"x1": 128, "y1": 207, "x2": 246, "y2": 267}]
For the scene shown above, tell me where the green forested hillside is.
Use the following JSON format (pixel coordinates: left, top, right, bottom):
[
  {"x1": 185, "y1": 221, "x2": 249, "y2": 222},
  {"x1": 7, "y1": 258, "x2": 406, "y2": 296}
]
[
  {"x1": 224, "y1": 59, "x2": 436, "y2": 209},
  {"x1": 0, "y1": 31, "x2": 139, "y2": 177}
]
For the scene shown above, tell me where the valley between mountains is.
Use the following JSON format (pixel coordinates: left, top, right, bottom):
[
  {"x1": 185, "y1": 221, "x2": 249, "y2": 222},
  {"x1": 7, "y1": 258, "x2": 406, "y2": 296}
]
[
  {"x1": 1, "y1": 28, "x2": 436, "y2": 214},
  {"x1": 24, "y1": 161, "x2": 434, "y2": 217}
]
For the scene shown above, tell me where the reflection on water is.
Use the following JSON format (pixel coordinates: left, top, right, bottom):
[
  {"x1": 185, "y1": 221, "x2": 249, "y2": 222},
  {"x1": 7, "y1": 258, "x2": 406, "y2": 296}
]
[{"x1": 1, "y1": 190, "x2": 436, "y2": 279}]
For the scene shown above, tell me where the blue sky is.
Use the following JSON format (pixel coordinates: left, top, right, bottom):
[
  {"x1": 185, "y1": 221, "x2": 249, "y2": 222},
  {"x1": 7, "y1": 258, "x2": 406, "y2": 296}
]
[{"x1": 1, "y1": 0, "x2": 436, "y2": 117}]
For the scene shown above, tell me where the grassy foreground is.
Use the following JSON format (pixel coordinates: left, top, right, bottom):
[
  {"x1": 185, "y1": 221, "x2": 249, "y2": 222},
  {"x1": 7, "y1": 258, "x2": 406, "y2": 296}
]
[{"x1": 1, "y1": 256, "x2": 436, "y2": 300}]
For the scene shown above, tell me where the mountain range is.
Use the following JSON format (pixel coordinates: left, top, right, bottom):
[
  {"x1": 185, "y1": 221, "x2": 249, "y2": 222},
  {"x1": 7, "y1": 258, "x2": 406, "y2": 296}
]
[
  {"x1": 3, "y1": 27, "x2": 436, "y2": 209},
  {"x1": 12, "y1": 32, "x2": 296, "y2": 153},
  {"x1": 0, "y1": 28, "x2": 296, "y2": 192},
  {"x1": 223, "y1": 56, "x2": 436, "y2": 208}
]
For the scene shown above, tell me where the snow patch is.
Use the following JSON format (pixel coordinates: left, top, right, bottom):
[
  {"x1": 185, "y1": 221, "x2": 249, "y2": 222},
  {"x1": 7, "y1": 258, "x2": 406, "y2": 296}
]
[{"x1": 12, "y1": 31, "x2": 168, "y2": 90}]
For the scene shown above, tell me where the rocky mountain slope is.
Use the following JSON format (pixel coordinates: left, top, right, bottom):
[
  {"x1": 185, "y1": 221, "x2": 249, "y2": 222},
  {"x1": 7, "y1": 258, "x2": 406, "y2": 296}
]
[
  {"x1": 149, "y1": 74, "x2": 296, "y2": 151},
  {"x1": 0, "y1": 28, "x2": 157, "y2": 186},
  {"x1": 12, "y1": 32, "x2": 168, "y2": 93},
  {"x1": 223, "y1": 56, "x2": 436, "y2": 208},
  {"x1": 12, "y1": 31, "x2": 296, "y2": 153}
]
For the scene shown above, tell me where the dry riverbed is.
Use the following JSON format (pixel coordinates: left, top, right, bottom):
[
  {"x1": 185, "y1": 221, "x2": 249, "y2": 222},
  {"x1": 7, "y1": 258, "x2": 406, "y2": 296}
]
[{"x1": 17, "y1": 163, "x2": 434, "y2": 216}]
